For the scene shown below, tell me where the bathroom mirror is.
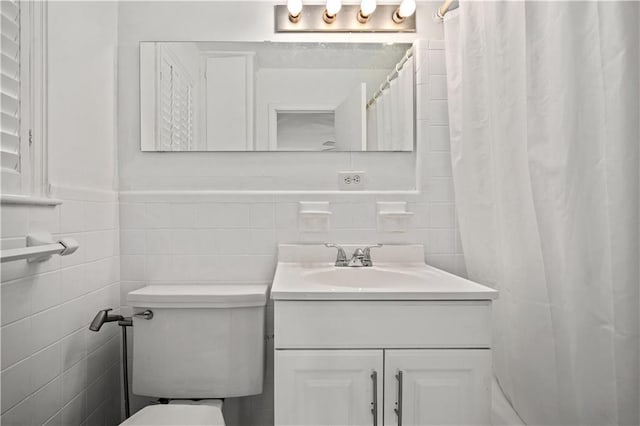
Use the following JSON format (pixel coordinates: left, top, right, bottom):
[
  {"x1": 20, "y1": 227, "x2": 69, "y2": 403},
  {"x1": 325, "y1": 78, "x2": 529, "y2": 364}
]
[{"x1": 140, "y1": 41, "x2": 415, "y2": 152}]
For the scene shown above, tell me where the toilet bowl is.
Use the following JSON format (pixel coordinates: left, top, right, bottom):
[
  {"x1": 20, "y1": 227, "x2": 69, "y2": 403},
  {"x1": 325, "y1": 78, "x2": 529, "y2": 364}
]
[
  {"x1": 120, "y1": 285, "x2": 268, "y2": 426},
  {"x1": 121, "y1": 400, "x2": 225, "y2": 426}
]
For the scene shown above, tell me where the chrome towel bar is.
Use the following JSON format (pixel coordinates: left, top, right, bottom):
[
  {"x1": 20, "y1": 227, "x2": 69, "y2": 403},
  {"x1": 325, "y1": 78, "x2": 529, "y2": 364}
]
[{"x1": 0, "y1": 231, "x2": 79, "y2": 263}]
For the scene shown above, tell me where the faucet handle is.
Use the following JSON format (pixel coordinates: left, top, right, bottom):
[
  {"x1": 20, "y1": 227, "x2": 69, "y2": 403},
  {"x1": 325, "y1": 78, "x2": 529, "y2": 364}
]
[
  {"x1": 362, "y1": 244, "x2": 382, "y2": 266},
  {"x1": 324, "y1": 243, "x2": 348, "y2": 266}
]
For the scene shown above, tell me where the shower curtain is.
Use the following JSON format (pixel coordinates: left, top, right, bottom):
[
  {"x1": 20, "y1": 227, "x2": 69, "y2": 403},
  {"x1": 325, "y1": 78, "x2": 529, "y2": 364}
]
[
  {"x1": 443, "y1": 2, "x2": 639, "y2": 425},
  {"x1": 368, "y1": 55, "x2": 414, "y2": 151}
]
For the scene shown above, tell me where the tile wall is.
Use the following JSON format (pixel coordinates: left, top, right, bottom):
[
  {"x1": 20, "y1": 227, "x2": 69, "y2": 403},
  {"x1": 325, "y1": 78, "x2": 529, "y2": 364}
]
[{"x1": 1, "y1": 188, "x2": 121, "y2": 426}]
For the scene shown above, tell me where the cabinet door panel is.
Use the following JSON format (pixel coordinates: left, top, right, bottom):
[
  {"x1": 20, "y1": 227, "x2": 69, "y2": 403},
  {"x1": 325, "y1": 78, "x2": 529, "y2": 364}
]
[
  {"x1": 384, "y1": 349, "x2": 491, "y2": 426},
  {"x1": 275, "y1": 350, "x2": 382, "y2": 426}
]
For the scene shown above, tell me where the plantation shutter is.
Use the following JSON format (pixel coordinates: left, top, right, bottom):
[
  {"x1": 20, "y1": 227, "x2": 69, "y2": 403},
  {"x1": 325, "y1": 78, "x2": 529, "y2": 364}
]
[
  {"x1": 1, "y1": 0, "x2": 21, "y2": 174},
  {"x1": 158, "y1": 55, "x2": 193, "y2": 151}
]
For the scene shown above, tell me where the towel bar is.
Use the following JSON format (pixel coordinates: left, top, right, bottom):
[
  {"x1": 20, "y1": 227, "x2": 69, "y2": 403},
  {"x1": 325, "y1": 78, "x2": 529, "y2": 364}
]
[{"x1": 0, "y1": 232, "x2": 79, "y2": 263}]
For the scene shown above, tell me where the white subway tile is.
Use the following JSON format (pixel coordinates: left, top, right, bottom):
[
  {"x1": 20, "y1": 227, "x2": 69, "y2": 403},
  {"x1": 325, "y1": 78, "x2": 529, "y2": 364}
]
[
  {"x1": 1, "y1": 277, "x2": 32, "y2": 325},
  {"x1": 120, "y1": 230, "x2": 145, "y2": 255},
  {"x1": 0, "y1": 395, "x2": 32, "y2": 425},
  {"x1": 62, "y1": 359, "x2": 87, "y2": 406},
  {"x1": 145, "y1": 255, "x2": 179, "y2": 281},
  {"x1": 60, "y1": 392, "x2": 86, "y2": 426},
  {"x1": 84, "y1": 202, "x2": 117, "y2": 231},
  {"x1": 248, "y1": 229, "x2": 277, "y2": 255},
  {"x1": 429, "y1": 203, "x2": 455, "y2": 229},
  {"x1": 1, "y1": 205, "x2": 30, "y2": 238},
  {"x1": 275, "y1": 203, "x2": 298, "y2": 229},
  {"x1": 197, "y1": 203, "x2": 250, "y2": 228},
  {"x1": 1, "y1": 358, "x2": 31, "y2": 415},
  {"x1": 429, "y1": 75, "x2": 448, "y2": 100},
  {"x1": 119, "y1": 203, "x2": 146, "y2": 229},
  {"x1": 30, "y1": 341, "x2": 62, "y2": 393},
  {"x1": 60, "y1": 264, "x2": 87, "y2": 302},
  {"x1": 60, "y1": 201, "x2": 86, "y2": 233},
  {"x1": 145, "y1": 229, "x2": 172, "y2": 254},
  {"x1": 426, "y1": 178, "x2": 455, "y2": 202},
  {"x1": 428, "y1": 125, "x2": 451, "y2": 152},
  {"x1": 28, "y1": 205, "x2": 61, "y2": 235},
  {"x1": 427, "y1": 152, "x2": 453, "y2": 178},
  {"x1": 60, "y1": 329, "x2": 87, "y2": 372},
  {"x1": 30, "y1": 307, "x2": 63, "y2": 353},
  {"x1": 331, "y1": 203, "x2": 354, "y2": 229},
  {"x1": 250, "y1": 203, "x2": 276, "y2": 229},
  {"x1": 121, "y1": 255, "x2": 145, "y2": 281},
  {"x1": 350, "y1": 203, "x2": 377, "y2": 229},
  {"x1": 30, "y1": 375, "x2": 62, "y2": 426},
  {"x1": 1, "y1": 317, "x2": 32, "y2": 370},
  {"x1": 425, "y1": 229, "x2": 456, "y2": 254},
  {"x1": 31, "y1": 271, "x2": 62, "y2": 314},
  {"x1": 170, "y1": 203, "x2": 198, "y2": 227},
  {"x1": 428, "y1": 50, "x2": 447, "y2": 75},
  {"x1": 146, "y1": 203, "x2": 172, "y2": 229}
]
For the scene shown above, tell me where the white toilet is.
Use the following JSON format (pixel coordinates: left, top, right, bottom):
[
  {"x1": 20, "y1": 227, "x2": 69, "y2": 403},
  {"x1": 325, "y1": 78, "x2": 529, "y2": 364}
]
[{"x1": 121, "y1": 284, "x2": 268, "y2": 425}]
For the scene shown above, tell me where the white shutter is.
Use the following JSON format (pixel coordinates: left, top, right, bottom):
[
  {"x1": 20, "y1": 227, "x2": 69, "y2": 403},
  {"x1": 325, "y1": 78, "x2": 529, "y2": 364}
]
[
  {"x1": 157, "y1": 50, "x2": 194, "y2": 151},
  {"x1": 1, "y1": 0, "x2": 21, "y2": 174}
]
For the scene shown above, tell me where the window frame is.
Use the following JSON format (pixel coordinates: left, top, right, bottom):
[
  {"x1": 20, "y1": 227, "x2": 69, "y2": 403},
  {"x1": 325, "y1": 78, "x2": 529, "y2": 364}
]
[{"x1": 1, "y1": 0, "x2": 50, "y2": 203}]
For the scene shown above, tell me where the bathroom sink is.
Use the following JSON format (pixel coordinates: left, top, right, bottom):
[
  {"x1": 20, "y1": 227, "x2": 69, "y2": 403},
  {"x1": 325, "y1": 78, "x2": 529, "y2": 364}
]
[
  {"x1": 271, "y1": 244, "x2": 498, "y2": 300},
  {"x1": 301, "y1": 266, "x2": 428, "y2": 289}
]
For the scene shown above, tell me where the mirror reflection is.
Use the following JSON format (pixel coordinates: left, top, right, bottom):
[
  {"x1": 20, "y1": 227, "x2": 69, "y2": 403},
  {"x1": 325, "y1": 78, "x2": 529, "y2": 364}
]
[{"x1": 140, "y1": 42, "x2": 415, "y2": 152}]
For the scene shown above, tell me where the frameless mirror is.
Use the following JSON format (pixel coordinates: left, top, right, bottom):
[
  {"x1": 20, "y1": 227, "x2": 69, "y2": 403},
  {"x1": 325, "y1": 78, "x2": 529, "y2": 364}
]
[{"x1": 140, "y1": 41, "x2": 415, "y2": 152}]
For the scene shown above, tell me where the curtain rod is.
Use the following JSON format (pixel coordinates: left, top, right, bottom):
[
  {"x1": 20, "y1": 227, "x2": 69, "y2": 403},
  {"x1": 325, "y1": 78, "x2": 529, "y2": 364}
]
[
  {"x1": 366, "y1": 46, "x2": 414, "y2": 109},
  {"x1": 436, "y1": 0, "x2": 455, "y2": 20}
]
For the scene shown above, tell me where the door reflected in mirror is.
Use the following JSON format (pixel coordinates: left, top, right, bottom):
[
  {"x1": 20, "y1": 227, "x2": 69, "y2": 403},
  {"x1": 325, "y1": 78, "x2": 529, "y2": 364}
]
[{"x1": 140, "y1": 42, "x2": 415, "y2": 152}]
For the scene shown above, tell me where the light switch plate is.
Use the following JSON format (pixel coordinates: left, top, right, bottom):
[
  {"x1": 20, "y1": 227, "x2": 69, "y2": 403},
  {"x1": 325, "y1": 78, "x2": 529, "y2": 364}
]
[{"x1": 338, "y1": 171, "x2": 366, "y2": 190}]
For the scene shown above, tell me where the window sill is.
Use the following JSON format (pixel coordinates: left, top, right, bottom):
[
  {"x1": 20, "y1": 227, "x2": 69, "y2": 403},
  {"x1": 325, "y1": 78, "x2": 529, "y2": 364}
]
[{"x1": 1, "y1": 194, "x2": 62, "y2": 206}]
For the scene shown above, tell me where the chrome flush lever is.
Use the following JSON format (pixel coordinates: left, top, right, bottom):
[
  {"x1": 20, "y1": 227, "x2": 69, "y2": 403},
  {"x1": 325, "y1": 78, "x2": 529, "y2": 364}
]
[{"x1": 133, "y1": 310, "x2": 154, "y2": 320}]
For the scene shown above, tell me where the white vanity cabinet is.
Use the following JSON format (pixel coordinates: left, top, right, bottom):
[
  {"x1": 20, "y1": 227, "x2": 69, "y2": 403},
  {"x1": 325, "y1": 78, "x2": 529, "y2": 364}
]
[
  {"x1": 383, "y1": 349, "x2": 491, "y2": 426},
  {"x1": 275, "y1": 350, "x2": 383, "y2": 426},
  {"x1": 273, "y1": 301, "x2": 494, "y2": 426},
  {"x1": 271, "y1": 244, "x2": 498, "y2": 426}
]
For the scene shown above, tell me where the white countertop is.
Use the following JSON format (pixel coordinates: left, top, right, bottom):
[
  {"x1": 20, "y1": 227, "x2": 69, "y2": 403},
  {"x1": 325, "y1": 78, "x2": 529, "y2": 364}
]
[{"x1": 271, "y1": 261, "x2": 498, "y2": 301}]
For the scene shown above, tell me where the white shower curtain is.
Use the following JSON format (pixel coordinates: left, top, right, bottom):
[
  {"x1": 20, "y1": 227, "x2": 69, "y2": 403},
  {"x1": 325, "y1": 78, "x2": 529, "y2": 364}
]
[
  {"x1": 443, "y1": 2, "x2": 639, "y2": 425},
  {"x1": 368, "y1": 55, "x2": 414, "y2": 151}
]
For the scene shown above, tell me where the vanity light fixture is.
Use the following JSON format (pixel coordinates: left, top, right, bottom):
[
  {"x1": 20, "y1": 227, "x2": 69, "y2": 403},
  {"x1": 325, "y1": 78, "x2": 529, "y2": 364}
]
[
  {"x1": 274, "y1": 2, "x2": 415, "y2": 32},
  {"x1": 393, "y1": 0, "x2": 416, "y2": 23},
  {"x1": 287, "y1": 0, "x2": 303, "y2": 22},
  {"x1": 357, "y1": 0, "x2": 377, "y2": 23},
  {"x1": 323, "y1": 0, "x2": 342, "y2": 23}
]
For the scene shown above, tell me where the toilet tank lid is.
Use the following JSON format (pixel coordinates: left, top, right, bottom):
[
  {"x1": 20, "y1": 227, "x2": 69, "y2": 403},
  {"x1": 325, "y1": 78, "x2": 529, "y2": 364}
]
[{"x1": 127, "y1": 284, "x2": 269, "y2": 308}]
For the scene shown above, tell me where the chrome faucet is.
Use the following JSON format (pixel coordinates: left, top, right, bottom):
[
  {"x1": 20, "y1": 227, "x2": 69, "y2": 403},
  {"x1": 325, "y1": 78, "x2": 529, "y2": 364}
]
[{"x1": 325, "y1": 243, "x2": 382, "y2": 267}]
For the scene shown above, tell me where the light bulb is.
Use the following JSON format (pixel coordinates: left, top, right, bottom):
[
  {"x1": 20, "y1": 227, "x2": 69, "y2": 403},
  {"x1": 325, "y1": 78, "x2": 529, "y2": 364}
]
[
  {"x1": 287, "y1": 0, "x2": 303, "y2": 18},
  {"x1": 360, "y1": 0, "x2": 376, "y2": 17},
  {"x1": 325, "y1": 0, "x2": 342, "y2": 17},
  {"x1": 398, "y1": 0, "x2": 416, "y2": 18}
]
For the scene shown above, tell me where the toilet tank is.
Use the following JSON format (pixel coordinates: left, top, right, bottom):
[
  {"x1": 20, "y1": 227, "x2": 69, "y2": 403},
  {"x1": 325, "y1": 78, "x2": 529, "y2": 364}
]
[{"x1": 127, "y1": 284, "x2": 268, "y2": 399}]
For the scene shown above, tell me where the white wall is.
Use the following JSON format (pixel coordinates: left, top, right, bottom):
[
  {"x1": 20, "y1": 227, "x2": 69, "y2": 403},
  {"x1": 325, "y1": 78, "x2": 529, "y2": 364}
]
[
  {"x1": 119, "y1": 38, "x2": 462, "y2": 426},
  {"x1": 117, "y1": 1, "x2": 443, "y2": 191},
  {"x1": 117, "y1": 3, "x2": 459, "y2": 425},
  {"x1": 1, "y1": 2, "x2": 121, "y2": 425},
  {"x1": 48, "y1": 2, "x2": 118, "y2": 192}
]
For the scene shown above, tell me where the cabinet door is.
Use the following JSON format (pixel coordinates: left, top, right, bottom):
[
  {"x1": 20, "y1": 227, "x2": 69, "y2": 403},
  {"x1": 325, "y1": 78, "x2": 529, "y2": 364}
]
[
  {"x1": 275, "y1": 350, "x2": 383, "y2": 426},
  {"x1": 384, "y1": 349, "x2": 491, "y2": 426}
]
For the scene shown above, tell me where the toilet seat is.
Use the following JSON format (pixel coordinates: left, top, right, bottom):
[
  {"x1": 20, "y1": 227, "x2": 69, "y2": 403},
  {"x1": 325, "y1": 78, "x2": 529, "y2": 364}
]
[{"x1": 120, "y1": 400, "x2": 225, "y2": 425}]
